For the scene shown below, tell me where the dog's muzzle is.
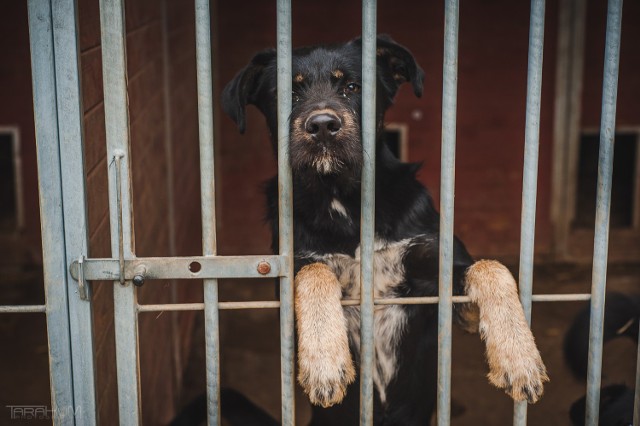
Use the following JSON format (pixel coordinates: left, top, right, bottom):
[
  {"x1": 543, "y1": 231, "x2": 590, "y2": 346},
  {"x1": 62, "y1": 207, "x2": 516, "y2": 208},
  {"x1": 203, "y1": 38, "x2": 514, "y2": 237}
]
[{"x1": 305, "y1": 112, "x2": 342, "y2": 141}]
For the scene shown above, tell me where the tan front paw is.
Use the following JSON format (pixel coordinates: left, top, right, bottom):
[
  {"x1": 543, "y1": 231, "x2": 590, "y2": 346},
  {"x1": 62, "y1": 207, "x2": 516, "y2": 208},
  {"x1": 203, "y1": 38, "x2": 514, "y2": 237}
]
[
  {"x1": 486, "y1": 344, "x2": 549, "y2": 403},
  {"x1": 298, "y1": 354, "x2": 355, "y2": 408}
]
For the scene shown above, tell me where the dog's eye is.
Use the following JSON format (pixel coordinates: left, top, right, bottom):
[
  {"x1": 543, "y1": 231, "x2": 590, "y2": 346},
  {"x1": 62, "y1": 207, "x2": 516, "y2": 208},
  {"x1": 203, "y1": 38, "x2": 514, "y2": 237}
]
[
  {"x1": 343, "y1": 82, "x2": 361, "y2": 96},
  {"x1": 292, "y1": 92, "x2": 300, "y2": 103}
]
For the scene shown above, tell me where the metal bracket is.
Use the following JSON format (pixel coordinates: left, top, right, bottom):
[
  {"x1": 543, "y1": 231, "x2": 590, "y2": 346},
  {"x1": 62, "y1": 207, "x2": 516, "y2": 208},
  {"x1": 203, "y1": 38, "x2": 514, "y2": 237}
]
[{"x1": 69, "y1": 254, "x2": 287, "y2": 283}]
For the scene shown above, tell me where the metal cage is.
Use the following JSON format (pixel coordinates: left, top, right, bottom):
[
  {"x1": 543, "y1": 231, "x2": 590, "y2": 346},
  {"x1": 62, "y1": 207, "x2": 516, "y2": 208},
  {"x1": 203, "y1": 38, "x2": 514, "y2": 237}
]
[{"x1": 3, "y1": 0, "x2": 633, "y2": 424}]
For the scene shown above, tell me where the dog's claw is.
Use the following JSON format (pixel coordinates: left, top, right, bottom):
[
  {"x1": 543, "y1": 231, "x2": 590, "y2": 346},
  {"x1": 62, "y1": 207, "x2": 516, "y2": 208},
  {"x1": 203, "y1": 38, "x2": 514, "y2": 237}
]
[
  {"x1": 298, "y1": 359, "x2": 355, "y2": 408},
  {"x1": 487, "y1": 348, "x2": 549, "y2": 404}
]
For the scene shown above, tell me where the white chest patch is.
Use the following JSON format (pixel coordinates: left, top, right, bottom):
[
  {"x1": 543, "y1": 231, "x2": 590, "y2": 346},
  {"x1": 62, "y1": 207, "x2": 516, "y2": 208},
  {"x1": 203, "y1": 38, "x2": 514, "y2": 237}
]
[
  {"x1": 317, "y1": 238, "x2": 416, "y2": 404},
  {"x1": 330, "y1": 198, "x2": 349, "y2": 218}
]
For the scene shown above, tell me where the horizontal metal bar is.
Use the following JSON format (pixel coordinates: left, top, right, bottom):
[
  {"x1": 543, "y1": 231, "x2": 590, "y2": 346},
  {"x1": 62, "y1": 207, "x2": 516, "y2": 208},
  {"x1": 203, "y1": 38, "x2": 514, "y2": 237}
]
[
  {"x1": 138, "y1": 303, "x2": 205, "y2": 312},
  {"x1": 0, "y1": 305, "x2": 47, "y2": 313},
  {"x1": 69, "y1": 255, "x2": 286, "y2": 281},
  {"x1": 531, "y1": 293, "x2": 591, "y2": 302},
  {"x1": 134, "y1": 293, "x2": 592, "y2": 313},
  {"x1": 137, "y1": 301, "x2": 282, "y2": 312}
]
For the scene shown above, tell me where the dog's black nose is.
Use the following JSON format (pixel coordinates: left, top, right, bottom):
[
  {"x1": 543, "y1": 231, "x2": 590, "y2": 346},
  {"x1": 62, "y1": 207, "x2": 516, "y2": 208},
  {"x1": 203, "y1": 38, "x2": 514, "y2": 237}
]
[{"x1": 305, "y1": 113, "x2": 341, "y2": 138}]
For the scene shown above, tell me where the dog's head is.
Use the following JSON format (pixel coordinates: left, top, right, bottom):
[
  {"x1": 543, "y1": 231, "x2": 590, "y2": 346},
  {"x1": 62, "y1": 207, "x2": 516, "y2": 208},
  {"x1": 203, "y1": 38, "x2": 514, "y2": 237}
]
[{"x1": 222, "y1": 35, "x2": 424, "y2": 180}]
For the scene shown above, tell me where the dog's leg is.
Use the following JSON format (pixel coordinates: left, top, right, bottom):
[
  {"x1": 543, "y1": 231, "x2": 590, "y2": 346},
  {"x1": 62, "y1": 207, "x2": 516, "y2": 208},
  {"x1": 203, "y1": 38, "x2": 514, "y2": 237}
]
[
  {"x1": 295, "y1": 262, "x2": 355, "y2": 407},
  {"x1": 464, "y1": 260, "x2": 549, "y2": 403}
]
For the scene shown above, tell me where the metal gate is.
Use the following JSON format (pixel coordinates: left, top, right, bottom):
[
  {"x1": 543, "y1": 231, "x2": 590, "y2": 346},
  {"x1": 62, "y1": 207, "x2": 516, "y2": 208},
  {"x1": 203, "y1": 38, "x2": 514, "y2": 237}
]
[{"x1": 8, "y1": 0, "x2": 635, "y2": 424}]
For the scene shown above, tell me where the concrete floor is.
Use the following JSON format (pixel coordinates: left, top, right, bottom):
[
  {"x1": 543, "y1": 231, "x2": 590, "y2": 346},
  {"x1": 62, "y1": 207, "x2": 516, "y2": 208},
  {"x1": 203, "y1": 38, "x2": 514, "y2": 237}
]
[{"x1": 1, "y1": 262, "x2": 637, "y2": 425}]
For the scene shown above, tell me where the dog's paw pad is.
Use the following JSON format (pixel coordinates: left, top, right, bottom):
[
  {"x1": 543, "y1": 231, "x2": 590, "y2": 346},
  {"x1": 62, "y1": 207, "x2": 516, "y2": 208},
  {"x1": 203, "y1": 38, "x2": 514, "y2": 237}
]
[{"x1": 298, "y1": 359, "x2": 356, "y2": 407}]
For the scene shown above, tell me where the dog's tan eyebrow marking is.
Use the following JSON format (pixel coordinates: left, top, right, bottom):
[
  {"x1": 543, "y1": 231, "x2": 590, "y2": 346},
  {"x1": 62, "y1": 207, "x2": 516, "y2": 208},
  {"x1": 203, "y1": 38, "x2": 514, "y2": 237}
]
[
  {"x1": 294, "y1": 73, "x2": 304, "y2": 83},
  {"x1": 332, "y1": 69, "x2": 344, "y2": 79}
]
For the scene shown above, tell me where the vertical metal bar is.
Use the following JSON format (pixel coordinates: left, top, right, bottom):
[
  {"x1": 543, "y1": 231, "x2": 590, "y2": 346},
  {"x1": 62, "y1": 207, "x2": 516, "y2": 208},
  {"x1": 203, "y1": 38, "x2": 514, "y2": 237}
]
[
  {"x1": 360, "y1": 1, "x2": 377, "y2": 424},
  {"x1": 634, "y1": 325, "x2": 640, "y2": 426},
  {"x1": 99, "y1": 0, "x2": 141, "y2": 423},
  {"x1": 162, "y1": 0, "x2": 183, "y2": 402},
  {"x1": 276, "y1": 1, "x2": 295, "y2": 424},
  {"x1": 194, "y1": 1, "x2": 221, "y2": 424},
  {"x1": 27, "y1": 1, "x2": 75, "y2": 423},
  {"x1": 51, "y1": 0, "x2": 99, "y2": 422},
  {"x1": 514, "y1": 0, "x2": 545, "y2": 424},
  {"x1": 437, "y1": 0, "x2": 459, "y2": 424},
  {"x1": 585, "y1": 0, "x2": 623, "y2": 424}
]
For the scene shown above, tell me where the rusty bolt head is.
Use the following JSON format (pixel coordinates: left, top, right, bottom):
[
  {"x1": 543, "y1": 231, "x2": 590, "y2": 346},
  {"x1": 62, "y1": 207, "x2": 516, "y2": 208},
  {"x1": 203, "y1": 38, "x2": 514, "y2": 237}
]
[
  {"x1": 132, "y1": 275, "x2": 145, "y2": 287},
  {"x1": 257, "y1": 261, "x2": 271, "y2": 275}
]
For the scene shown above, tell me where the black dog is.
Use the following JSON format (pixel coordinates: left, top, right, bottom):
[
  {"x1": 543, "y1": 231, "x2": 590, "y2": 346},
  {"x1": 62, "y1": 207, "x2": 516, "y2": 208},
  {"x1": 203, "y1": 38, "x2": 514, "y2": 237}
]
[{"x1": 222, "y1": 35, "x2": 547, "y2": 425}]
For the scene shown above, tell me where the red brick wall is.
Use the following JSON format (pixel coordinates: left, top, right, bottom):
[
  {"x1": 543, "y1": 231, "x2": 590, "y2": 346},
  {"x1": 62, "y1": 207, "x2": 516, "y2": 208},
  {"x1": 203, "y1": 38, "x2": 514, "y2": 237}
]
[
  {"x1": 1, "y1": 1, "x2": 201, "y2": 423},
  {"x1": 78, "y1": 0, "x2": 202, "y2": 423},
  {"x1": 214, "y1": 0, "x2": 558, "y2": 261}
]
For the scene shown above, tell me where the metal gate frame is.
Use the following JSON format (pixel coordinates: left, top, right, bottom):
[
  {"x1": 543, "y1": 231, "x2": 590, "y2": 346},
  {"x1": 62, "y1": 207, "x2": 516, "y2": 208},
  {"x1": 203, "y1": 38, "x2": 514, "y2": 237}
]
[{"x1": 12, "y1": 0, "x2": 636, "y2": 424}]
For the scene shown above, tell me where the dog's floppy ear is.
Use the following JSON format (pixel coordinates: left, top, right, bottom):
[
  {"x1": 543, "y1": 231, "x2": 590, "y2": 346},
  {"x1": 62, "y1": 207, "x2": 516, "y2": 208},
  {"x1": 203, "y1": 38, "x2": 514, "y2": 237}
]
[
  {"x1": 221, "y1": 49, "x2": 275, "y2": 134},
  {"x1": 375, "y1": 35, "x2": 424, "y2": 98}
]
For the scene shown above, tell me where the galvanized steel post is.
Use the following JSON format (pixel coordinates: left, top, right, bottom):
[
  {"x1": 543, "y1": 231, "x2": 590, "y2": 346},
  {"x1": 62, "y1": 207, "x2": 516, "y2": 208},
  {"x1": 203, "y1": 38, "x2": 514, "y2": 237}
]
[
  {"x1": 514, "y1": 0, "x2": 545, "y2": 424},
  {"x1": 27, "y1": 1, "x2": 76, "y2": 423},
  {"x1": 438, "y1": 0, "x2": 459, "y2": 424},
  {"x1": 585, "y1": 0, "x2": 623, "y2": 424},
  {"x1": 276, "y1": 0, "x2": 296, "y2": 423},
  {"x1": 51, "y1": 0, "x2": 99, "y2": 421},
  {"x1": 194, "y1": 0, "x2": 221, "y2": 424},
  {"x1": 99, "y1": 0, "x2": 141, "y2": 423},
  {"x1": 360, "y1": 0, "x2": 377, "y2": 424}
]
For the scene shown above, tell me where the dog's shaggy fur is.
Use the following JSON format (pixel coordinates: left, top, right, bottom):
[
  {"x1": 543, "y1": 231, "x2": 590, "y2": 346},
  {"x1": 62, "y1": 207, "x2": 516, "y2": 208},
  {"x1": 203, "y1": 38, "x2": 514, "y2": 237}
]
[{"x1": 222, "y1": 35, "x2": 548, "y2": 425}]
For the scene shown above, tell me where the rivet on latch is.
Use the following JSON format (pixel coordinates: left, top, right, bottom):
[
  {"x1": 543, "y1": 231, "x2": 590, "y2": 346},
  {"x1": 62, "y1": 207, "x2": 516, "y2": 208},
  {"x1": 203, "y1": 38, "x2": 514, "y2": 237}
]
[
  {"x1": 257, "y1": 261, "x2": 271, "y2": 275},
  {"x1": 132, "y1": 265, "x2": 146, "y2": 287}
]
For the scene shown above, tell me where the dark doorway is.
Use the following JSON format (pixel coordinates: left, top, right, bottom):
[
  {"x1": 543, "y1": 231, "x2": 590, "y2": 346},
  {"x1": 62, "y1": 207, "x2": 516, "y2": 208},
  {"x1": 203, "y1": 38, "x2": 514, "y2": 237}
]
[{"x1": 573, "y1": 132, "x2": 638, "y2": 229}]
